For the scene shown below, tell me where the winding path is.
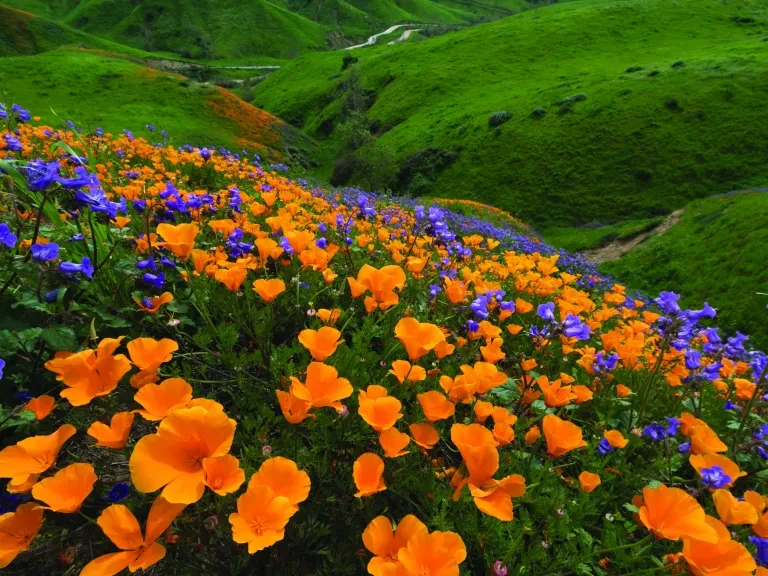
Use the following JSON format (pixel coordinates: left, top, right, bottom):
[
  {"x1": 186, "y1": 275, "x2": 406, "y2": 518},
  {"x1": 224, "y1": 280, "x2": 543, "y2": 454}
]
[
  {"x1": 344, "y1": 25, "x2": 407, "y2": 50},
  {"x1": 387, "y1": 29, "x2": 422, "y2": 44}
]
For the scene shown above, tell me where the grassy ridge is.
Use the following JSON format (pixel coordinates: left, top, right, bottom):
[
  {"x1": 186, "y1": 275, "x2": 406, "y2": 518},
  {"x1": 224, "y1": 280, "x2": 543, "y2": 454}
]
[
  {"x1": 601, "y1": 192, "x2": 768, "y2": 348},
  {"x1": 0, "y1": 49, "x2": 304, "y2": 156},
  {"x1": 253, "y1": 0, "x2": 768, "y2": 228}
]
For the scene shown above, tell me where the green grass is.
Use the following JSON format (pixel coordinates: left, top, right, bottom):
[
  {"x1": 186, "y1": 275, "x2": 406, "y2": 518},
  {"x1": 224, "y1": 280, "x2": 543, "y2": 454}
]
[
  {"x1": 0, "y1": 49, "x2": 304, "y2": 156},
  {"x1": 542, "y1": 217, "x2": 665, "y2": 253},
  {"x1": 252, "y1": 0, "x2": 768, "y2": 228},
  {"x1": 601, "y1": 192, "x2": 768, "y2": 348}
]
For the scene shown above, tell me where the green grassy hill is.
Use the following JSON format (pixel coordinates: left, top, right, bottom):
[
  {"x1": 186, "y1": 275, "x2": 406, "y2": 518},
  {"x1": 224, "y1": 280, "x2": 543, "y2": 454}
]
[
  {"x1": 600, "y1": 192, "x2": 768, "y2": 348},
  {"x1": 252, "y1": 0, "x2": 768, "y2": 228},
  {"x1": 0, "y1": 48, "x2": 311, "y2": 158},
  {"x1": 0, "y1": 4, "x2": 153, "y2": 57},
  {"x1": 0, "y1": 0, "x2": 532, "y2": 59}
]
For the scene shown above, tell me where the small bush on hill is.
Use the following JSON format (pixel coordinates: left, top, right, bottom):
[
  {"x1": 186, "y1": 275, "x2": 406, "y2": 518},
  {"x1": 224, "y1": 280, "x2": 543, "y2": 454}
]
[{"x1": 488, "y1": 110, "x2": 512, "y2": 127}]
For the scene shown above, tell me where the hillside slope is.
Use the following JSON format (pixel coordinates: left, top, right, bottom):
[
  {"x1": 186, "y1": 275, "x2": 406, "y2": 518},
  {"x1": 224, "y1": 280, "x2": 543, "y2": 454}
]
[
  {"x1": 601, "y1": 192, "x2": 768, "y2": 348},
  {"x1": 252, "y1": 0, "x2": 768, "y2": 228},
  {"x1": 0, "y1": 4, "x2": 153, "y2": 57},
  {"x1": 0, "y1": 0, "x2": 530, "y2": 59},
  {"x1": 0, "y1": 48, "x2": 311, "y2": 158}
]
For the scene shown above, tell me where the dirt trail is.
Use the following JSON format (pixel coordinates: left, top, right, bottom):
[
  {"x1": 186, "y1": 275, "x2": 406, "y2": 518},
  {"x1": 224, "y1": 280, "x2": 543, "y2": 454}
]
[
  {"x1": 583, "y1": 209, "x2": 685, "y2": 264},
  {"x1": 388, "y1": 29, "x2": 422, "y2": 44},
  {"x1": 344, "y1": 25, "x2": 407, "y2": 50}
]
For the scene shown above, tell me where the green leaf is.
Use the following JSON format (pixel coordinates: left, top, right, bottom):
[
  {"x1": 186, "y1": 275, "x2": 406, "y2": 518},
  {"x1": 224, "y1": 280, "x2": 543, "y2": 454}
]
[
  {"x1": 17, "y1": 327, "x2": 43, "y2": 350},
  {"x1": 11, "y1": 292, "x2": 52, "y2": 313},
  {"x1": 167, "y1": 300, "x2": 189, "y2": 314},
  {"x1": 623, "y1": 503, "x2": 640, "y2": 513},
  {"x1": 0, "y1": 330, "x2": 21, "y2": 356},
  {"x1": 42, "y1": 326, "x2": 77, "y2": 351}
]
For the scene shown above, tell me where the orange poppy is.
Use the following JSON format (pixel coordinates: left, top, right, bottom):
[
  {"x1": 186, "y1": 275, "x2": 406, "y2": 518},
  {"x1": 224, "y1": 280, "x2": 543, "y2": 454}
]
[
  {"x1": 126, "y1": 337, "x2": 178, "y2": 389},
  {"x1": 202, "y1": 454, "x2": 245, "y2": 496},
  {"x1": 689, "y1": 454, "x2": 746, "y2": 488},
  {"x1": 473, "y1": 400, "x2": 494, "y2": 424},
  {"x1": 417, "y1": 391, "x2": 455, "y2": 422},
  {"x1": 359, "y1": 391, "x2": 403, "y2": 432},
  {"x1": 249, "y1": 457, "x2": 311, "y2": 507},
  {"x1": 572, "y1": 385, "x2": 593, "y2": 404},
  {"x1": 45, "y1": 337, "x2": 131, "y2": 406},
  {"x1": 713, "y1": 489, "x2": 759, "y2": 525},
  {"x1": 682, "y1": 516, "x2": 756, "y2": 576},
  {"x1": 450, "y1": 424, "x2": 499, "y2": 486},
  {"x1": 129, "y1": 405, "x2": 237, "y2": 504},
  {"x1": 31, "y1": 463, "x2": 97, "y2": 513},
  {"x1": 0, "y1": 503, "x2": 44, "y2": 568},
  {"x1": 480, "y1": 338, "x2": 505, "y2": 364},
  {"x1": 230, "y1": 484, "x2": 294, "y2": 553},
  {"x1": 298, "y1": 327, "x2": 343, "y2": 361},
  {"x1": 525, "y1": 426, "x2": 541, "y2": 445},
  {"x1": 133, "y1": 377, "x2": 193, "y2": 421},
  {"x1": 409, "y1": 423, "x2": 439, "y2": 450},
  {"x1": 471, "y1": 362, "x2": 508, "y2": 394},
  {"x1": 112, "y1": 216, "x2": 131, "y2": 229},
  {"x1": 276, "y1": 389, "x2": 314, "y2": 424},
  {"x1": 134, "y1": 292, "x2": 173, "y2": 314},
  {"x1": 284, "y1": 230, "x2": 315, "y2": 253},
  {"x1": 6, "y1": 474, "x2": 39, "y2": 494},
  {"x1": 542, "y1": 414, "x2": 587, "y2": 458},
  {"x1": 252, "y1": 238, "x2": 283, "y2": 266},
  {"x1": 394, "y1": 318, "x2": 446, "y2": 361},
  {"x1": 379, "y1": 427, "x2": 411, "y2": 458},
  {"x1": 322, "y1": 268, "x2": 338, "y2": 284},
  {"x1": 616, "y1": 384, "x2": 631, "y2": 397},
  {"x1": 215, "y1": 266, "x2": 248, "y2": 292},
  {"x1": 690, "y1": 426, "x2": 728, "y2": 456},
  {"x1": 190, "y1": 249, "x2": 210, "y2": 274},
  {"x1": 493, "y1": 423, "x2": 514, "y2": 446},
  {"x1": 23, "y1": 395, "x2": 56, "y2": 420},
  {"x1": 290, "y1": 362, "x2": 353, "y2": 410},
  {"x1": 353, "y1": 453, "x2": 386, "y2": 497},
  {"x1": 362, "y1": 515, "x2": 428, "y2": 575},
  {"x1": 637, "y1": 484, "x2": 718, "y2": 542},
  {"x1": 539, "y1": 376, "x2": 575, "y2": 408},
  {"x1": 348, "y1": 264, "x2": 406, "y2": 311},
  {"x1": 434, "y1": 340, "x2": 455, "y2": 359},
  {"x1": 0, "y1": 424, "x2": 76, "y2": 486},
  {"x1": 397, "y1": 531, "x2": 467, "y2": 575},
  {"x1": 604, "y1": 430, "x2": 628, "y2": 449},
  {"x1": 578, "y1": 471, "x2": 601, "y2": 493},
  {"x1": 253, "y1": 278, "x2": 286, "y2": 302},
  {"x1": 81, "y1": 496, "x2": 186, "y2": 576},
  {"x1": 316, "y1": 308, "x2": 342, "y2": 326},
  {"x1": 156, "y1": 222, "x2": 199, "y2": 261},
  {"x1": 389, "y1": 360, "x2": 427, "y2": 384},
  {"x1": 87, "y1": 411, "x2": 134, "y2": 449}
]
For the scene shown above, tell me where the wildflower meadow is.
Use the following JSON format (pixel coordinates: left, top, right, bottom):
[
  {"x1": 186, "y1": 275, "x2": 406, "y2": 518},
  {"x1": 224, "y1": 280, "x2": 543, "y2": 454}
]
[{"x1": 0, "y1": 102, "x2": 767, "y2": 576}]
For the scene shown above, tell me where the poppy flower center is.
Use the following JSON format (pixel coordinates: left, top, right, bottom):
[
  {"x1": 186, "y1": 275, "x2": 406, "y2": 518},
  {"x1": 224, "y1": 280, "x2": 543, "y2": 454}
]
[
  {"x1": 248, "y1": 516, "x2": 268, "y2": 535},
  {"x1": 33, "y1": 452, "x2": 54, "y2": 467}
]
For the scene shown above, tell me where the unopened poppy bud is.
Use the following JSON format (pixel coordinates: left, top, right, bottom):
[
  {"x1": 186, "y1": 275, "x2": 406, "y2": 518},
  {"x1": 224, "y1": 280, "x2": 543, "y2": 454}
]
[
  {"x1": 337, "y1": 404, "x2": 349, "y2": 418},
  {"x1": 493, "y1": 561, "x2": 508, "y2": 576},
  {"x1": 262, "y1": 445, "x2": 272, "y2": 456},
  {"x1": 204, "y1": 515, "x2": 218, "y2": 531}
]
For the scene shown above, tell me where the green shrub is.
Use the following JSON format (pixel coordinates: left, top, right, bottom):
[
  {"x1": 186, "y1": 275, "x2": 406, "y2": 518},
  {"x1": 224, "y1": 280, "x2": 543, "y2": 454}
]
[{"x1": 488, "y1": 110, "x2": 512, "y2": 127}]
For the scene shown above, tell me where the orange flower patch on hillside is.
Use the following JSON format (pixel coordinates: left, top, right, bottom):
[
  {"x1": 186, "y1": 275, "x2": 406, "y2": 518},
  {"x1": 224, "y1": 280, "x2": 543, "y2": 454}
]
[{"x1": 207, "y1": 87, "x2": 281, "y2": 157}]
